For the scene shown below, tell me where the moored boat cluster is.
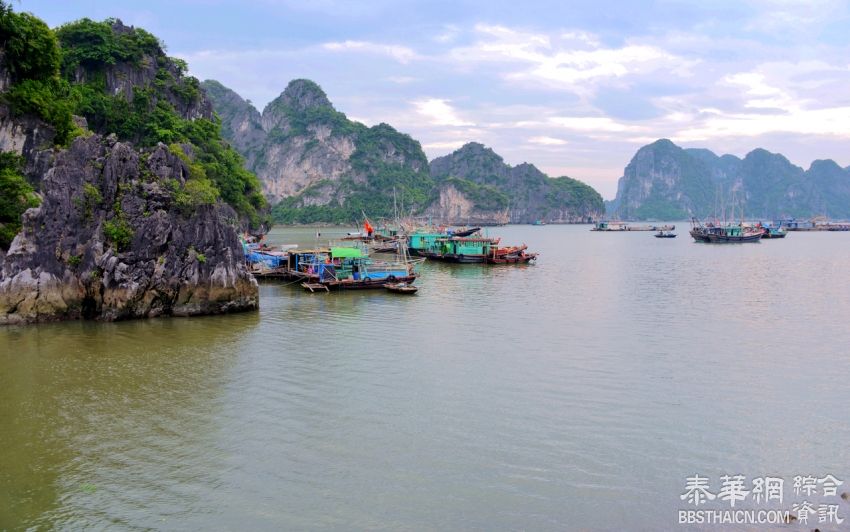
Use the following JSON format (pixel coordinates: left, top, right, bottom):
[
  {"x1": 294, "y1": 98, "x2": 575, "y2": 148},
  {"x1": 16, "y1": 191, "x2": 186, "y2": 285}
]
[{"x1": 242, "y1": 223, "x2": 538, "y2": 294}]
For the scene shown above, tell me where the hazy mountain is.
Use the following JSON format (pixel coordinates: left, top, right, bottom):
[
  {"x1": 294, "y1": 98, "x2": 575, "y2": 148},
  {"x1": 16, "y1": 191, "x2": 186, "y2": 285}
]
[{"x1": 610, "y1": 139, "x2": 850, "y2": 220}]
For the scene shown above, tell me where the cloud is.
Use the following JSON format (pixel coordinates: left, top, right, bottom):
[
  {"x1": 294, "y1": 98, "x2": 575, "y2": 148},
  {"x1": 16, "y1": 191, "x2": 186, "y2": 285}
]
[
  {"x1": 412, "y1": 98, "x2": 474, "y2": 127},
  {"x1": 528, "y1": 136, "x2": 568, "y2": 145},
  {"x1": 385, "y1": 76, "x2": 418, "y2": 84},
  {"x1": 322, "y1": 40, "x2": 418, "y2": 64},
  {"x1": 548, "y1": 116, "x2": 647, "y2": 133},
  {"x1": 446, "y1": 24, "x2": 692, "y2": 96},
  {"x1": 422, "y1": 140, "x2": 467, "y2": 151}
]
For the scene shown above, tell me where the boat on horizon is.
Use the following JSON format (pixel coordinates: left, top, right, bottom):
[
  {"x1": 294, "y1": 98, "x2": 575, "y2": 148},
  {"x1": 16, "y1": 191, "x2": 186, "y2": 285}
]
[{"x1": 592, "y1": 221, "x2": 675, "y2": 232}]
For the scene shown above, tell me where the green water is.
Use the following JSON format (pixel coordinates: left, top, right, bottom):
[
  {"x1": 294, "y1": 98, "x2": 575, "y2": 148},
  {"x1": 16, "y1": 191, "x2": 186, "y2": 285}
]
[{"x1": 2, "y1": 225, "x2": 849, "y2": 529}]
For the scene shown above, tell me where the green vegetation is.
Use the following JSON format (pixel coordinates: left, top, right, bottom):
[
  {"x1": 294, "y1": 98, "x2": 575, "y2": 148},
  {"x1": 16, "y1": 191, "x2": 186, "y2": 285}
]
[
  {"x1": 55, "y1": 17, "x2": 161, "y2": 76},
  {"x1": 102, "y1": 216, "x2": 133, "y2": 251},
  {"x1": 0, "y1": 3, "x2": 76, "y2": 144},
  {"x1": 82, "y1": 182, "x2": 102, "y2": 219},
  {"x1": 0, "y1": 153, "x2": 40, "y2": 249},
  {"x1": 0, "y1": 4, "x2": 60, "y2": 82},
  {"x1": 270, "y1": 116, "x2": 434, "y2": 224},
  {"x1": 546, "y1": 176, "x2": 604, "y2": 214},
  {"x1": 48, "y1": 17, "x2": 267, "y2": 227}
]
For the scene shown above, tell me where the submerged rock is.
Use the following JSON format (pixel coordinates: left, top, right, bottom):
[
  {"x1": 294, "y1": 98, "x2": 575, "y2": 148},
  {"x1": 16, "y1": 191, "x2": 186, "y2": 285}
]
[{"x1": 0, "y1": 135, "x2": 258, "y2": 324}]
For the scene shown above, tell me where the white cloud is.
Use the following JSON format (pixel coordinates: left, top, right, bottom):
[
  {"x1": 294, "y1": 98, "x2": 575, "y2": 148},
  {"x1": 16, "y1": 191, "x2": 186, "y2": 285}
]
[
  {"x1": 422, "y1": 140, "x2": 467, "y2": 151},
  {"x1": 322, "y1": 40, "x2": 418, "y2": 64},
  {"x1": 548, "y1": 116, "x2": 646, "y2": 133},
  {"x1": 528, "y1": 136, "x2": 568, "y2": 145},
  {"x1": 446, "y1": 24, "x2": 690, "y2": 96},
  {"x1": 412, "y1": 98, "x2": 474, "y2": 127},
  {"x1": 385, "y1": 76, "x2": 418, "y2": 84},
  {"x1": 434, "y1": 24, "x2": 461, "y2": 44}
]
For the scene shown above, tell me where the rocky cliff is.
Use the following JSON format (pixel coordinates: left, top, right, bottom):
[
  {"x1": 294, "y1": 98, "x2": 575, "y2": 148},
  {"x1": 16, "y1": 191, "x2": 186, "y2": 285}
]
[
  {"x1": 0, "y1": 136, "x2": 257, "y2": 324},
  {"x1": 0, "y1": 10, "x2": 260, "y2": 323},
  {"x1": 611, "y1": 139, "x2": 850, "y2": 220},
  {"x1": 429, "y1": 142, "x2": 604, "y2": 223},
  {"x1": 203, "y1": 79, "x2": 432, "y2": 224}
]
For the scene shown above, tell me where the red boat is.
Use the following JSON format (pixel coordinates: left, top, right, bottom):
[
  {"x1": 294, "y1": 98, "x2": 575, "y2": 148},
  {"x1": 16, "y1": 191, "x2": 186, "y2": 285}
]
[{"x1": 487, "y1": 244, "x2": 538, "y2": 264}]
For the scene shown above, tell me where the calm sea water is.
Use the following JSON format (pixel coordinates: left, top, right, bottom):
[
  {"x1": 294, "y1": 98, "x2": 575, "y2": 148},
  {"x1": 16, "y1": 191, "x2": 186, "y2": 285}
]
[{"x1": 2, "y1": 225, "x2": 850, "y2": 530}]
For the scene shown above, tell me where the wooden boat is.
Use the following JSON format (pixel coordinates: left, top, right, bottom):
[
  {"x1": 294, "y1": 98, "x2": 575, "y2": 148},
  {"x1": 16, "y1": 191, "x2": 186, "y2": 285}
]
[
  {"x1": 385, "y1": 282, "x2": 418, "y2": 294},
  {"x1": 300, "y1": 247, "x2": 423, "y2": 290},
  {"x1": 422, "y1": 236, "x2": 499, "y2": 263},
  {"x1": 690, "y1": 220, "x2": 762, "y2": 243},
  {"x1": 655, "y1": 231, "x2": 676, "y2": 238},
  {"x1": 487, "y1": 252, "x2": 538, "y2": 264},
  {"x1": 487, "y1": 244, "x2": 538, "y2": 264},
  {"x1": 760, "y1": 227, "x2": 787, "y2": 239},
  {"x1": 452, "y1": 227, "x2": 482, "y2": 237}
]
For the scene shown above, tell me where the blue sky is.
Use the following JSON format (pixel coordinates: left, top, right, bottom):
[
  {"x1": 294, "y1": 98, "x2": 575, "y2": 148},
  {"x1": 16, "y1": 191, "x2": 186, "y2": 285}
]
[{"x1": 22, "y1": 0, "x2": 850, "y2": 198}]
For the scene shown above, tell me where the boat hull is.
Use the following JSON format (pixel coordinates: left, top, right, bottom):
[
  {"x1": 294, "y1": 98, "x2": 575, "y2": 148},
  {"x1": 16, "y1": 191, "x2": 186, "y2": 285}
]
[
  {"x1": 306, "y1": 274, "x2": 417, "y2": 290},
  {"x1": 704, "y1": 233, "x2": 762, "y2": 243},
  {"x1": 423, "y1": 253, "x2": 487, "y2": 263},
  {"x1": 486, "y1": 254, "x2": 538, "y2": 264}
]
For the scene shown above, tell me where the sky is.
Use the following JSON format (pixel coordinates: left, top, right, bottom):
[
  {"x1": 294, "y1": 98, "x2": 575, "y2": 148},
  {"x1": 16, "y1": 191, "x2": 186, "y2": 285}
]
[{"x1": 21, "y1": 0, "x2": 850, "y2": 198}]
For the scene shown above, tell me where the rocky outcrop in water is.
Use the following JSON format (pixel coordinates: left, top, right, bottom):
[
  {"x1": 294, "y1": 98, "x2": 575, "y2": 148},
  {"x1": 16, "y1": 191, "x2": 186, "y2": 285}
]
[
  {"x1": 0, "y1": 134, "x2": 257, "y2": 324},
  {"x1": 611, "y1": 139, "x2": 850, "y2": 220},
  {"x1": 0, "y1": 11, "x2": 262, "y2": 324},
  {"x1": 429, "y1": 142, "x2": 604, "y2": 224}
]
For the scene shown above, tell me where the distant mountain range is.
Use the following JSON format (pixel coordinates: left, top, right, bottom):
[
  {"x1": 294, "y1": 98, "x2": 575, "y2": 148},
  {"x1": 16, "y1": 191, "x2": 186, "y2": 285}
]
[
  {"x1": 610, "y1": 139, "x2": 850, "y2": 220},
  {"x1": 202, "y1": 79, "x2": 604, "y2": 224}
]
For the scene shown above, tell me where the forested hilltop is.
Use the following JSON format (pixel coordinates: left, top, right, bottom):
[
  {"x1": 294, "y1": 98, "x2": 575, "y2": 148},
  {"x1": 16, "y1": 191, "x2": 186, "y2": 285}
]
[
  {"x1": 0, "y1": 5, "x2": 262, "y2": 323},
  {"x1": 610, "y1": 139, "x2": 850, "y2": 220},
  {"x1": 204, "y1": 79, "x2": 604, "y2": 225}
]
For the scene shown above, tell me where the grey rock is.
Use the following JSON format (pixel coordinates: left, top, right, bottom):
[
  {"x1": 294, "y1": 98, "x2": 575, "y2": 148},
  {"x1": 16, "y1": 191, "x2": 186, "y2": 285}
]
[{"x1": 0, "y1": 134, "x2": 258, "y2": 324}]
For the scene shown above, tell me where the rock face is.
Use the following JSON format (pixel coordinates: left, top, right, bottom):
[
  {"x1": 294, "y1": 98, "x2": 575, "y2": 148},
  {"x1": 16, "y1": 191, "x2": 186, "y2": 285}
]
[
  {"x1": 0, "y1": 105, "x2": 56, "y2": 181},
  {"x1": 429, "y1": 142, "x2": 604, "y2": 224},
  {"x1": 200, "y1": 80, "x2": 265, "y2": 169},
  {"x1": 611, "y1": 139, "x2": 850, "y2": 220},
  {"x1": 203, "y1": 79, "x2": 431, "y2": 223},
  {"x1": 0, "y1": 135, "x2": 258, "y2": 324},
  {"x1": 426, "y1": 182, "x2": 509, "y2": 225}
]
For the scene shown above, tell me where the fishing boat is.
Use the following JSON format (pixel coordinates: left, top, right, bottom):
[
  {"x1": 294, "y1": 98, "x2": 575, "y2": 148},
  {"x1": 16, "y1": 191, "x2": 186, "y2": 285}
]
[
  {"x1": 385, "y1": 282, "x2": 418, "y2": 294},
  {"x1": 421, "y1": 236, "x2": 500, "y2": 263},
  {"x1": 654, "y1": 231, "x2": 676, "y2": 238},
  {"x1": 299, "y1": 246, "x2": 423, "y2": 290},
  {"x1": 690, "y1": 220, "x2": 762, "y2": 243},
  {"x1": 487, "y1": 244, "x2": 538, "y2": 264},
  {"x1": 760, "y1": 226, "x2": 787, "y2": 239},
  {"x1": 531, "y1": 220, "x2": 546, "y2": 226}
]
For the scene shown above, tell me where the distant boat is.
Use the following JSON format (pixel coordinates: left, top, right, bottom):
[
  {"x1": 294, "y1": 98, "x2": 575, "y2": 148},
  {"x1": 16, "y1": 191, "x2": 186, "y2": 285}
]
[
  {"x1": 654, "y1": 231, "x2": 676, "y2": 238},
  {"x1": 592, "y1": 221, "x2": 675, "y2": 232},
  {"x1": 532, "y1": 220, "x2": 546, "y2": 226}
]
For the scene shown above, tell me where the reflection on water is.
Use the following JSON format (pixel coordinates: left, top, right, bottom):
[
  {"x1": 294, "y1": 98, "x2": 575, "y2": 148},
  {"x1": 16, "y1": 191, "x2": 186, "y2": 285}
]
[{"x1": 2, "y1": 226, "x2": 850, "y2": 529}]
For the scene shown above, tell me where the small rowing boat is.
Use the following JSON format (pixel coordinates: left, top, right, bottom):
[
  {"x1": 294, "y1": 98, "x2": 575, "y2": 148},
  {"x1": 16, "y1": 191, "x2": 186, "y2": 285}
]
[{"x1": 385, "y1": 282, "x2": 418, "y2": 294}]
